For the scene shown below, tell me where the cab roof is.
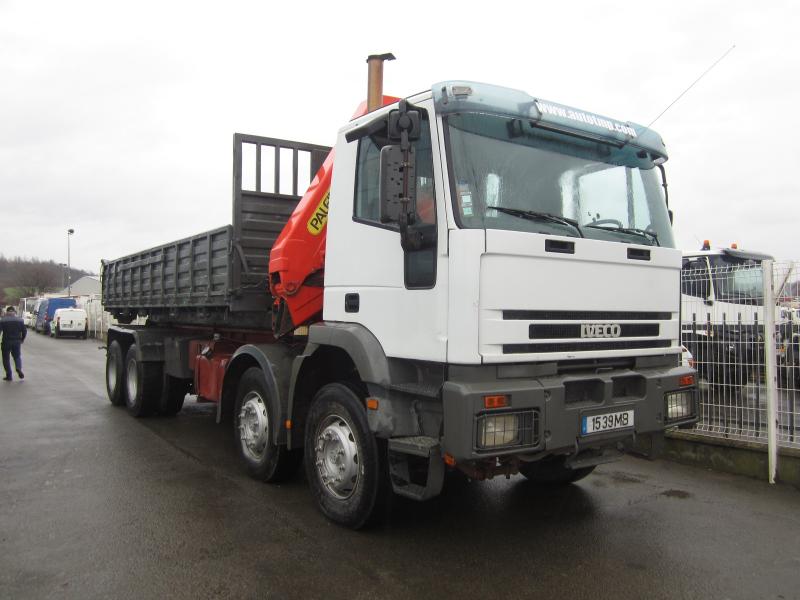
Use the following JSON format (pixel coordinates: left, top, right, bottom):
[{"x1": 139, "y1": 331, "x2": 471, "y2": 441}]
[{"x1": 683, "y1": 247, "x2": 774, "y2": 262}]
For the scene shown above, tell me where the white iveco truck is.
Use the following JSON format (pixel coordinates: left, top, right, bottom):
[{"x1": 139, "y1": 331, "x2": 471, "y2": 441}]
[{"x1": 103, "y1": 72, "x2": 697, "y2": 529}]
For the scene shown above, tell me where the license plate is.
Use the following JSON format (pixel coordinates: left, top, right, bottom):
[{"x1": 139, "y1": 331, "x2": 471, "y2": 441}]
[{"x1": 581, "y1": 410, "x2": 634, "y2": 435}]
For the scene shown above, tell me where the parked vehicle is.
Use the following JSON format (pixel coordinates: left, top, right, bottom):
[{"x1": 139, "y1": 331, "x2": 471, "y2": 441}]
[
  {"x1": 17, "y1": 297, "x2": 38, "y2": 328},
  {"x1": 681, "y1": 243, "x2": 789, "y2": 385},
  {"x1": 29, "y1": 298, "x2": 45, "y2": 329},
  {"x1": 102, "y1": 58, "x2": 696, "y2": 528},
  {"x1": 35, "y1": 298, "x2": 77, "y2": 335},
  {"x1": 50, "y1": 308, "x2": 88, "y2": 339}
]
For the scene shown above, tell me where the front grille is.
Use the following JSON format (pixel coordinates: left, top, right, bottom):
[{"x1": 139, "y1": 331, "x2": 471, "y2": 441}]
[
  {"x1": 529, "y1": 323, "x2": 659, "y2": 339},
  {"x1": 503, "y1": 340, "x2": 671, "y2": 354},
  {"x1": 503, "y1": 310, "x2": 671, "y2": 321}
]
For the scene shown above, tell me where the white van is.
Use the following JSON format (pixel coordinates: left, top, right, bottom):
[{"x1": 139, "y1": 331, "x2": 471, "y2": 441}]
[{"x1": 51, "y1": 308, "x2": 88, "y2": 339}]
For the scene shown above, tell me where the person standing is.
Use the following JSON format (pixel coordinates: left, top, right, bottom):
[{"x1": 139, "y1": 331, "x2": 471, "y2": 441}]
[{"x1": 1, "y1": 306, "x2": 26, "y2": 381}]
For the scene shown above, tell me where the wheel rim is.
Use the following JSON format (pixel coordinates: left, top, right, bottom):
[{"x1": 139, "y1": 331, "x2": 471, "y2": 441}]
[
  {"x1": 126, "y1": 357, "x2": 138, "y2": 404},
  {"x1": 314, "y1": 413, "x2": 360, "y2": 500},
  {"x1": 238, "y1": 391, "x2": 270, "y2": 461},
  {"x1": 107, "y1": 357, "x2": 117, "y2": 392}
]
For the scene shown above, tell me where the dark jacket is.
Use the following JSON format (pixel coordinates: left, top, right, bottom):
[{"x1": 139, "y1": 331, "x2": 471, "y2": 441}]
[{"x1": 0, "y1": 315, "x2": 26, "y2": 344}]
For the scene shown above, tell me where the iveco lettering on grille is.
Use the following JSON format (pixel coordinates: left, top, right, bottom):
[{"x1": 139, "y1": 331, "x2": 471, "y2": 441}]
[{"x1": 580, "y1": 324, "x2": 622, "y2": 338}]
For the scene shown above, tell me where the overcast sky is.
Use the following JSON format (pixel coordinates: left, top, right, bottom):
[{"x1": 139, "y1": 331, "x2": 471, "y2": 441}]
[{"x1": 1, "y1": 1, "x2": 798, "y2": 272}]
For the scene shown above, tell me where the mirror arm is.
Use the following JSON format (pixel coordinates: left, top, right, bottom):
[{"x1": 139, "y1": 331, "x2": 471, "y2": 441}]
[{"x1": 658, "y1": 164, "x2": 669, "y2": 207}]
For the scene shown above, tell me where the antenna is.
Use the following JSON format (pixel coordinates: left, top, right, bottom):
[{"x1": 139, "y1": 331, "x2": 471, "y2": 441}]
[{"x1": 646, "y1": 44, "x2": 736, "y2": 130}]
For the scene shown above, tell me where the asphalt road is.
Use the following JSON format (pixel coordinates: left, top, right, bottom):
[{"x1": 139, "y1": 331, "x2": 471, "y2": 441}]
[{"x1": 2, "y1": 332, "x2": 799, "y2": 600}]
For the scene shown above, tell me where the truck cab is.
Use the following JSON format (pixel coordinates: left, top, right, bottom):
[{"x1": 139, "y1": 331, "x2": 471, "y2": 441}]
[
  {"x1": 681, "y1": 245, "x2": 789, "y2": 385},
  {"x1": 300, "y1": 82, "x2": 695, "y2": 515}
]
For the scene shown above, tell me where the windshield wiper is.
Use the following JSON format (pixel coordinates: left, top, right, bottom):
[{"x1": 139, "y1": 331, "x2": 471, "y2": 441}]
[
  {"x1": 584, "y1": 224, "x2": 660, "y2": 246},
  {"x1": 488, "y1": 206, "x2": 584, "y2": 237}
]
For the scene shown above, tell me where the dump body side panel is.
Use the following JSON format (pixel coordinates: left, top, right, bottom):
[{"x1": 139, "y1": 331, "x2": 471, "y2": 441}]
[{"x1": 101, "y1": 135, "x2": 330, "y2": 329}]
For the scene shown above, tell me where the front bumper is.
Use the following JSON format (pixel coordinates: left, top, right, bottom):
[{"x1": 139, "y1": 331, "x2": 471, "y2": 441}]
[{"x1": 441, "y1": 360, "x2": 696, "y2": 462}]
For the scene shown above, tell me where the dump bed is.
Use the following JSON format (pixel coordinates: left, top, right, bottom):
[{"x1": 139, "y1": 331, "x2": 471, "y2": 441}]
[{"x1": 102, "y1": 134, "x2": 330, "y2": 328}]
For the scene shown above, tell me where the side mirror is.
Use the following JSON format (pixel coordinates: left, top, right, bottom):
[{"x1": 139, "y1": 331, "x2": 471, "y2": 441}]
[{"x1": 379, "y1": 145, "x2": 416, "y2": 223}]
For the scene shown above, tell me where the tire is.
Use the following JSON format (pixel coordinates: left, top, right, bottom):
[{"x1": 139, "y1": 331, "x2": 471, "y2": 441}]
[
  {"x1": 304, "y1": 383, "x2": 388, "y2": 529},
  {"x1": 234, "y1": 367, "x2": 302, "y2": 482},
  {"x1": 519, "y1": 456, "x2": 596, "y2": 485},
  {"x1": 124, "y1": 344, "x2": 161, "y2": 417},
  {"x1": 159, "y1": 375, "x2": 189, "y2": 416},
  {"x1": 106, "y1": 340, "x2": 126, "y2": 406}
]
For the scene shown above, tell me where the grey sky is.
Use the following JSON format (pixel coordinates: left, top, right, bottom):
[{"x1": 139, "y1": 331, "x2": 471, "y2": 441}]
[{"x1": 1, "y1": 1, "x2": 798, "y2": 272}]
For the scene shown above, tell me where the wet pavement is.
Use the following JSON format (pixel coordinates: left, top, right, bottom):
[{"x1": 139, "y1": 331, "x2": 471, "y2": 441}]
[{"x1": 1, "y1": 332, "x2": 799, "y2": 599}]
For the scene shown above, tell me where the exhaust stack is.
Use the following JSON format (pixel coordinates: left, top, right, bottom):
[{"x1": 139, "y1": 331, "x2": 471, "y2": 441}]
[{"x1": 366, "y1": 53, "x2": 396, "y2": 112}]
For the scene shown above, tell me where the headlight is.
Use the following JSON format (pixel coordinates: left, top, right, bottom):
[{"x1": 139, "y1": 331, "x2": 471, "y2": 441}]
[
  {"x1": 477, "y1": 414, "x2": 519, "y2": 448},
  {"x1": 665, "y1": 391, "x2": 694, "y2": 422}
]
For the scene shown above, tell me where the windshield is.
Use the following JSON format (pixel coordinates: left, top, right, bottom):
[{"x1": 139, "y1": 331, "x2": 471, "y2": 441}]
[
  {"x1": 708, "y1": 255, "x2": 764, "y2": 303},
  {"x1": 445, "y1": 112, "x2": 675, "y2": 247}
]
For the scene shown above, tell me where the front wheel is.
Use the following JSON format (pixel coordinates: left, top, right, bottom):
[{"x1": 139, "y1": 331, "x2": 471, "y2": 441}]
[
  {"x1": 519, "y1": 456, "x2": 595, "y2": 485},
  {"x1": 304, "y1": 383, "x2": 388, "y2": 529},
  {"x1": 234, "y1": 368, "x2": 301, "y2": 482}
]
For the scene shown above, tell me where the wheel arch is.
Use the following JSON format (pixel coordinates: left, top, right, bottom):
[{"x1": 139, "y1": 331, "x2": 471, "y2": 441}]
[
  {"x1": 287, "y1": 322, "x2": 390, "y2": 449},
  {"x1": 107, "y1": 327, "x2": 136, "y2": 357},
  {"x1": 107, "y1": 326, "x2": 164, "y2": 362},
  {"x1": 219, "y1": 344, "x2": 298, "y2": 446}
]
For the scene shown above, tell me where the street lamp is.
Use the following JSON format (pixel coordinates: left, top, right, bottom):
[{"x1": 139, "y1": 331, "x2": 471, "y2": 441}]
[
  {"x1": 59, "y1": 263, "x2": 67, "y2": 290},
  {"x1": 67, "y1": 228, "x2": 74, "y2": 296}
]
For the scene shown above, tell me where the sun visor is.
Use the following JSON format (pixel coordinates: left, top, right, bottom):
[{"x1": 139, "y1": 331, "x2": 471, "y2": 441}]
[{"x1": 433, "y1": 81, "x2": 667, "y2": 161}]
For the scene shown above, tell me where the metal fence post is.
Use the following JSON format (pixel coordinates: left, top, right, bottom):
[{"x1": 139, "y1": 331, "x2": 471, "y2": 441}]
[{"x1": 763, "y1": 260, "x2": 778, "y2": 483}]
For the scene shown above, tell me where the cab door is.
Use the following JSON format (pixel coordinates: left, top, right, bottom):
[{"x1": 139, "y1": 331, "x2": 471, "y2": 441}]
[{"x1": 323, "y1": 97, "x2": 449, "y2": 362}]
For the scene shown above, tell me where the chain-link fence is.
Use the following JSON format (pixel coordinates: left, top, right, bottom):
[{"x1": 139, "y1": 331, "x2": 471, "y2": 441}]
[{"x1": 681, "y1": 257, "x2": 800, "y2": 480}]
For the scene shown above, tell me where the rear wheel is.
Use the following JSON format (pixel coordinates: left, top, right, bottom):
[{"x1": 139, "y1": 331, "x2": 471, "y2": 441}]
[
  {"x1": 106, "y1": 341, "x2": 126, "y2": 406},
  {"x1": 519, "y1": 456, "x2": 595, "y2": 485},
  {"x1": 159, "y1": 375, "x2": 189, "y2": 416},
  {"x1": 124, "y1": 344, "x2": 161, "y2": 417},
  {"x1": 304, "y1": 383, "x2": 388, "y2": 529},
  {"x1": 234, "y1": 368, "x2": 301, "y2": 482}
]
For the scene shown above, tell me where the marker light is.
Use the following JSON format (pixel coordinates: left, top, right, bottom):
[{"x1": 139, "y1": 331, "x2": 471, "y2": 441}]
[{"x1": 484, "y1": 395, "x2": 509, "y2": 409}]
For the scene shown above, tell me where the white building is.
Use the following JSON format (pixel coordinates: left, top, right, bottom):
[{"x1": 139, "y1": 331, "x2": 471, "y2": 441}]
[{"x1": 56, "y1": 275, "x2": 100, "y2": 297}]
